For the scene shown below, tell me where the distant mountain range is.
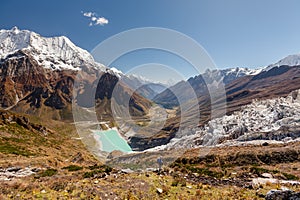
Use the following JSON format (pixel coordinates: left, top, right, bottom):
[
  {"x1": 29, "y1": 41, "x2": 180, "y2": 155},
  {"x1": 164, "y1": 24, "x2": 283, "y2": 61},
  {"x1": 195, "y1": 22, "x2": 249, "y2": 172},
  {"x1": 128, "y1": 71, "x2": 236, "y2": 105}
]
[
  {"x1": 153, "y1": 67, "x2": 261, "y2": 108},
  {"x1": 1, "y1": 27, "x2": 300, "y2": 151}
]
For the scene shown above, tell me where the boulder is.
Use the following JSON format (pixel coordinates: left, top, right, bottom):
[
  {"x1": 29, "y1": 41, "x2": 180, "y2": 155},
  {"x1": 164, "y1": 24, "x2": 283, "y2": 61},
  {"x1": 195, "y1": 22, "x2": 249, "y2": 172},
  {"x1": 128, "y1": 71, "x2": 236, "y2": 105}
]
[
  {"x1": 261, "y1": 173, "x2": 273, "y2": 179},
  {"x1": 265, "y1": 189, "x2": 300, "y2": 200}
]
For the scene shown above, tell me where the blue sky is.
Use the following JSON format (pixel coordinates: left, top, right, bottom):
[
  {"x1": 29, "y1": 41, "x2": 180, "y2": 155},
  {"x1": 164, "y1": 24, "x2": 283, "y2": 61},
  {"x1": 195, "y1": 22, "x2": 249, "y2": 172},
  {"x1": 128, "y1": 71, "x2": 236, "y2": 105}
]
[{"x1": 1, "y1": 0, "x2": 300, "y2": 82}]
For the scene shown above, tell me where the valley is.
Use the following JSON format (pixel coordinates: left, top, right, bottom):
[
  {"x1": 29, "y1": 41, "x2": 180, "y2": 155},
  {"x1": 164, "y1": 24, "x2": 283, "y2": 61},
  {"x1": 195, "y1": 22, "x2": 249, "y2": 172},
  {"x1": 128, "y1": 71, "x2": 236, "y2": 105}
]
[{"x1": 1, "y1": 27, "x2": 300, "y2": 199}]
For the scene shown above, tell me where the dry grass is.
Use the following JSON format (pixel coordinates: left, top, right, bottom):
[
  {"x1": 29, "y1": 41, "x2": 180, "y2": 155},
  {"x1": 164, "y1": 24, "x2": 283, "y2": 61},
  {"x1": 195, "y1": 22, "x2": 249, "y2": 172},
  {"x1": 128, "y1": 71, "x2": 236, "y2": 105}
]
[{"x1": 1, "y1": 111, "x2": 300, "y2": 199}]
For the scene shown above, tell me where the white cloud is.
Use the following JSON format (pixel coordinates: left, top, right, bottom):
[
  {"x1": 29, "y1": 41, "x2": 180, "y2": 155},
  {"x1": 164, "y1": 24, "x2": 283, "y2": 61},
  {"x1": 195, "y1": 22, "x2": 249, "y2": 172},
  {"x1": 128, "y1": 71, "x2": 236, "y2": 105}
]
[
  {"x1": 95, "y1": 17, "x2": 109, "y2": 26},
  {"x1": 83, "y1": 12, "x2": 94, "y2": 17},
  {"x1": 82, "y1": 11, "x2": 109, "y2": 26}
]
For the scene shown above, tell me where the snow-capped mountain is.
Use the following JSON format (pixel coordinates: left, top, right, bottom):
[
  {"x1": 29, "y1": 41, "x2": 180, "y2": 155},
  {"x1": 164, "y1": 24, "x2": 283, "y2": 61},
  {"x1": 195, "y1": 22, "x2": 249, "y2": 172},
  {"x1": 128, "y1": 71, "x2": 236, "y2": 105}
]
[
  {"x1": 0, "y1": 27, "x2": 153, "y2": 121},
  {"x1": 103, "y1": 68, "x2": 167, "y2": 99},
  {"x1": 223, "y1": 67, "x2": 262, "y2": 76},
  {"x1": 203, "y1": 67, "x2": 262, "y2": 85},
  {"x1": 265, "y1": 53, "x2": 300, "y2": 71},
  {"x1": 2, "y1": 27, "x2": 300, "y2": 152},
  {"x1": 0, "y1": 27, "x2": 105, "y2": 71},
  {"x1": 153, "y1": 67, "x2": 261, "y2": 108}
]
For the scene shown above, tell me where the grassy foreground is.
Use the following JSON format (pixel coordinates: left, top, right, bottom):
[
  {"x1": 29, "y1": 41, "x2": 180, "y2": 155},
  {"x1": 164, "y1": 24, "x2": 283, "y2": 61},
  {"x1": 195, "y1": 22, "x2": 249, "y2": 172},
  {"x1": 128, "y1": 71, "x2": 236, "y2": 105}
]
[{"x1": 0, "y1": 110, "x2": 300, "y2": 199}]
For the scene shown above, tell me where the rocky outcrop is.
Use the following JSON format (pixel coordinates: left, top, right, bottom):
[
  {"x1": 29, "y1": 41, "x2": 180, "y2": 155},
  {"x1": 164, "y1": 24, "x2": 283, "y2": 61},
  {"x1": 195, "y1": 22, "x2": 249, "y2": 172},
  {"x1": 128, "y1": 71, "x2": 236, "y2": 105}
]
[
  {"x1": 0, "y1": 51, "x2": 76, "y2": 112},
  {"x1": 0, "y1": 166, "x2": 39, "y2": 181},
  {"x1": 129, "y1": 130, "x2": 176, "y2": 151},
  {"x1": 0, "y1": 109, "x2": 53, "y2": 135},
  {"x1": 265, "y1": 189, "x2": 300, "y2": 200},
  {"x1": 0, "y1": 52, "x2": 152, "y2": 121}
]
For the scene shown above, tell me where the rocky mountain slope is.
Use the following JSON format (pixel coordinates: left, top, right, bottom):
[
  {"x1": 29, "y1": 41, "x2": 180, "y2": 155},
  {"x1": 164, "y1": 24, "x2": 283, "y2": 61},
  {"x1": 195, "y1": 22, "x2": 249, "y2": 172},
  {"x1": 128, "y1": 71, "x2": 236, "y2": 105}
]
[
  {"x1": 153, "y1": 67, "x2": 260, "y2": 108},
  {"x1": 0, "y1": 27, "x2": 152, "y2": 121},
  {"x1": 113, "y1": 54, "x2": 300, "y2": 151},
  {"x1": 150, "y1": 63, "x2": 300, "y2": 149},
  {"x1": 225, "y1": 64, "x2": 300, "y2": 115},
  {"x1": 149, "y1": 89, "x2": 300, "y2": 151},
  {"x1": 154, "y1": 56, "x2": 300, "y2": 117},
  {"x1": 2, "y1": 27, "x2": 300, "y2": 153}
]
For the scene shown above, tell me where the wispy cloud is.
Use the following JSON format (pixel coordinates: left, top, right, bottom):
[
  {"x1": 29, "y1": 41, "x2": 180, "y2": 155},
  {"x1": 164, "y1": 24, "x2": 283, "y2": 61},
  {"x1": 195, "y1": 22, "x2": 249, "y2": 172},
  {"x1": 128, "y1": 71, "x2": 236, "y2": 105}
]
[
  {"x1": 83, "y1": 12, "x2": 94, "y2": 18},
  {"x1": 82, "y1": 11, "x2": 109, "y2": 26}
]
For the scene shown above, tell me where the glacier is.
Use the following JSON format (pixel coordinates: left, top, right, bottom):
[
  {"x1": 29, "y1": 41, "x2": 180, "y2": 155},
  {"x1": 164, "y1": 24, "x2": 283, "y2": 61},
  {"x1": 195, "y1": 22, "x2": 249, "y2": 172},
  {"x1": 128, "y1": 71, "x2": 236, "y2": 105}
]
[{"x1": 147, "y1": 89, "x2": 300, "y2": 151}]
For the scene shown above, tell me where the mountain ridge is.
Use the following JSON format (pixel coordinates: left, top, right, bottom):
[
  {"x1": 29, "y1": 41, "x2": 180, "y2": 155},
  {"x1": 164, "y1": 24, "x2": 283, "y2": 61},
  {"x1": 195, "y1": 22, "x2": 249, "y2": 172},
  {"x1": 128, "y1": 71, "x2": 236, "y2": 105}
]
[
  {"x1": 2, "y1": 27, "x2": 300, "y2": 152},
  {"x1": 0, "y1": 27, "x2": 106, "y2": 71},
  {"x1": 0, "y1": 27, "x2": 152, "y2": 122},
  {"x1": 265, "y1": 53, "x2": 300, "y2": 71}
]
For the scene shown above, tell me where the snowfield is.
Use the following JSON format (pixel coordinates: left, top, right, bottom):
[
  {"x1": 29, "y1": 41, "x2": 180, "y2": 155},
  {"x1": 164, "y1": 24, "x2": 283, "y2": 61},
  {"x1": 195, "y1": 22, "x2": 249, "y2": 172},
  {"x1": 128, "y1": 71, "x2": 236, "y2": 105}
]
[{"x1": 0, "y1": 26, "x2": 106, "y2": 71}]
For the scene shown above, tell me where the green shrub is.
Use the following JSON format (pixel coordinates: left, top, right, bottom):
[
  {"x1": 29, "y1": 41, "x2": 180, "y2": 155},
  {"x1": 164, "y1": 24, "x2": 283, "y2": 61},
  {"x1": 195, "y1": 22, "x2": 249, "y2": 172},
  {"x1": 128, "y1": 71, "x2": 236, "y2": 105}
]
[
  {"x1": 83, "y1": 166, "x2": 112, "y2": 179},
  {"x1": 171, "y1": 177, "x2": 186, "y2": 187},
  {"x1": 282, "y1": 172, "x2": 299, "y2": 180},
  {"x1": 186, "y1": 166, "x2": 223, "y2": 178},
  {"x1": 62, "y1": 165, "x2": 83, "y2": 172},
  {"x1": 83, "y1": 170, "x2": 103, "y2": 178},
  {"x1": 0, "y1": 143, "x2": 32, "y2": 156},
  {"x1": 250, "y1": 167, "x2": 279, "y2": 175},
  {"x1": 171, "y1": 179, "x2": 179, "y2": 186},
  {"x1": 88, "y1": 165, "x2": 112, "y2": 173},
  {"x1": 83, "y1": 171, "x2": 95, "y2": 178},
  {"x1": 39, "y1": 168, "x2": 57, "y2": 177}
]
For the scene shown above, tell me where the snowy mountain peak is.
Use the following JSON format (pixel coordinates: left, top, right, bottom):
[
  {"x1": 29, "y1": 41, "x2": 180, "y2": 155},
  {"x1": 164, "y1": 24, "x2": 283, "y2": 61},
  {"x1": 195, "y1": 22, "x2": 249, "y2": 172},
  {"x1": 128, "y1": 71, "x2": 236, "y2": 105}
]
[
  {"x1": 199, "y1": 67, "x2": 262, "y2": 85},
  {"x1": 223, "y1": 67, "x2": 261, "y2": 76},
  {"x1": 0, "y1": 27, "x2": 104, "y2": 71},
  {"x1": 205, "y1": 67, "x2": 261, "y2": 77},
  {"x1": 11, "y1": 26, "x2": 20, "y2": 34},
  {"x1": 109, "y1": 67, "x2": 124, "y2": 78},
  {"x1": 265, "y1": 54, "x2": 300, "y2": 71}
]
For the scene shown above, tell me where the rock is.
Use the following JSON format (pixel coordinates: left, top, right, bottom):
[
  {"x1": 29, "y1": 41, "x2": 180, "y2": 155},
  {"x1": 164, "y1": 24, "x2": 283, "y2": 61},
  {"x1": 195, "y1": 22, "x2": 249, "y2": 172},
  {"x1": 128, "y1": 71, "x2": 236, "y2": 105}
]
[
  {"x1": 107, "y1": 150, "x2": 125, "y2": 159},
  {"x1": 262, "y1": 142, "x2": 269, "y2": 146},
  {"x1": 192, "y1": 173, "x2": 199, "y2": 177},
  {"x1": 146, "y1": 168, "x2": 156, "y2": 172},
  {"x1": 0, "y1": 167, "x2": 39, "y2": 181},
  {"x1": 283, "y1": 137, "x2": 293, "y2": 142},
  {"x1": 1, "y1": 177, "x2": 11, "y2": 181},
  {"x1": 281, "y1": 186, "x2": 290, "y2": 191},
  {"x1": 252, "y1": 178, "x2": 277, "y2": 187},
  {"x1": 31, "y1": 168, "x2": 40, "y2": 173},
  {"x1": 252, "y1": 178, "x2": 300, "y2": 187},
  {"x1": 261, "y1": 173, "x2": 273, "y2": 179},
  {"x1": 156, "y1": 188, "x2": 163, "y2": 194},
  {"x1": 71, "y1": 152, "x2": 84, "y2": 163},
  {"x1": 6, "y1": 167, "x2": 21, "y2": 172},
  {"x1": 121, "y1": 169, "x2": 134, "y2": 174},
  {"x1": 16, "y1": 117, "x2": 30, "y2": 129},
  {"x1": 265, "y1": 189, "x2": 300, "y2": 200}
]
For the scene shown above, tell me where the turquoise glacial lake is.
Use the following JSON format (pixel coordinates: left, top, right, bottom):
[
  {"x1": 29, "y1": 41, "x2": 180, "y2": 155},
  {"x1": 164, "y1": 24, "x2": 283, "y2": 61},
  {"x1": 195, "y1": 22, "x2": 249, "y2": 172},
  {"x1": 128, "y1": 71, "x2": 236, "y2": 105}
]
[{"x1": 95, "y1": 129, "x2": 132, "y2": 153}]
